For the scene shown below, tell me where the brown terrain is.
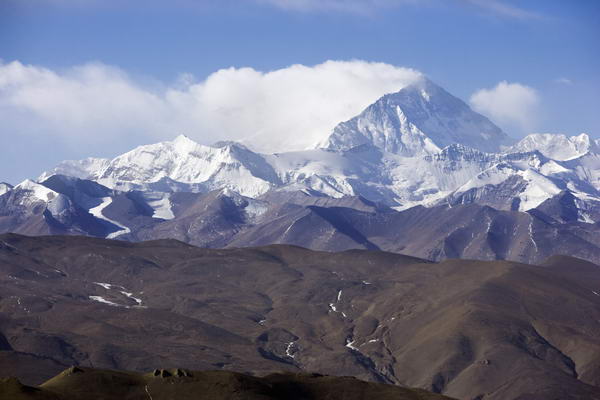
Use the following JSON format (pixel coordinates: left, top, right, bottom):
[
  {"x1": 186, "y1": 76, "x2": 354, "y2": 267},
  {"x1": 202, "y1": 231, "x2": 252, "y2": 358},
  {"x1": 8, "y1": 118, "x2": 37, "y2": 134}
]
[
  {"x1": 1, "y1": 234, "x2": 600, "y2": 399},
  {"x1": 1, "y1": 367, "x2": 455, "y2": 400}
]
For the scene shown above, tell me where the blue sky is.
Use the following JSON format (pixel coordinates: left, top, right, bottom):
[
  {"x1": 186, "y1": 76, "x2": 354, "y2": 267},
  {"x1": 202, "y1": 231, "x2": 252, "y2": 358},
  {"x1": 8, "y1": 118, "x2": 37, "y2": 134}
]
[{"x1": 1, "y1": 0, "x2": 599, "y2": 183}]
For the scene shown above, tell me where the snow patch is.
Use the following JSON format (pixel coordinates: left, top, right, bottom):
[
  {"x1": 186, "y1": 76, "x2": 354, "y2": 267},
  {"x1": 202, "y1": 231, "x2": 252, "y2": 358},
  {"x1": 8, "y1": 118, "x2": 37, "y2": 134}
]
[
  {"x1": 578, "y1": 211, "x2": 594, "y2": 224},
  {"x1": 518, "y1": 169, "x2": 562, "y2": 211},
  {"x1": 345, "y1": 338, "x2": 359, "y2": 351},
  {"x1": 120, "y1": 291, "x2": 143, "y2": 306},
  {"x1": 244, "y1": 199, "x2": 270, "y2": 221},
  {"x1": 329, "y1": 289, "x2": 347, "y2": 317},
  {"x1": 89, "y1": 197, "x2": 131, "y2": 238},
  {"x1": 144, "y1": 192, "x2": 175, "y2": 220},
  {"x1": 93, "y1": 282, "x2": 144, "y2": 307},
  {"x1": 89, "y1": 296, "x2": 122, "y2": 307},
  {"x1": 528, "y1": 216, "x2": 538, "y2": 253},
  {"x1": 285, "y1": 341, "x2": 297, "y2": 359},
  {"x1": 94, "y1": 282, "x2": 114, "y2": 290}
]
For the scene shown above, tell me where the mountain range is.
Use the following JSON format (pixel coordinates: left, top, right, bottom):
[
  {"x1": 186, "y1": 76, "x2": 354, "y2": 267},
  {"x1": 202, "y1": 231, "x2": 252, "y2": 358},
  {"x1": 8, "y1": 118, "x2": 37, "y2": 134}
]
[{"x1": 1, "y1": 78, "x2": 599, "y2": 264}]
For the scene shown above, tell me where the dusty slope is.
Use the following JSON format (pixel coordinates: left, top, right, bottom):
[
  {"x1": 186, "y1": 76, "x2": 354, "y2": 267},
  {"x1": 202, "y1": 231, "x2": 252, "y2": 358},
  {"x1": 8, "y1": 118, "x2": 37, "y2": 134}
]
[{"x1": 0, "y1": 234, "x2": 599, "y2": 399}]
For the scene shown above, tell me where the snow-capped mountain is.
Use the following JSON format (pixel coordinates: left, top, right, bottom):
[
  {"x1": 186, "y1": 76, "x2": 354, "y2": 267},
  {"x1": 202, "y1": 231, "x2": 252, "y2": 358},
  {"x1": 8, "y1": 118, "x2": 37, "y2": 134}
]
[
  {"x1": 0, "y1": 176, "x2": 127, "y2": 237},
  {"x1": 31, "y1": 80, "x2": 600, "y2": 216},
  {"x1": 2, "y1": 79, "x2": 599, "y2": 264},
  {"x1": 34, "y1": 79, "x2": 520, "y2": 208},
  {"x1": 38, "y1": 157, "x2": 111, "y2": 182},
  {"x1": 506, "y1": 133, "x2": 600, "y2": 161},
  {"x1": 58, "y1": 134, "x2": 599, "y2": 214},
  {"x1": 321, "y1": 78, "x2": 513, "y2": 155},
  {"x1": 29, "y1": 136, "x2": 600, "y2": 228},
  {"x1": 11, "y1": 179, "x2": 60, "y2": 208},
  {"x1": 48, "y1": 135, "x2": 281, "y2": 198}
]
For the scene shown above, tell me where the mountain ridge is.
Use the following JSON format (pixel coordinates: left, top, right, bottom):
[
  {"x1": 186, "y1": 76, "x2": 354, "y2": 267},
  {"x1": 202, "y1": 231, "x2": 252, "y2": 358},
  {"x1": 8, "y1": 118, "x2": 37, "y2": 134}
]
[
  {"x1": 1, "y1": 367, "x2": 457, "y2": 400},
  {"x1": 2, "y1": 79, "x2": 599, "y2": 266}
]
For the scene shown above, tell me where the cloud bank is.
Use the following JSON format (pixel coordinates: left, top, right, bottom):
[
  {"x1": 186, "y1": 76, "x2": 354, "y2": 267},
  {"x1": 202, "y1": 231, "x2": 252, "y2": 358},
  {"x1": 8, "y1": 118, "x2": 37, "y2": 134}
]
[
  {"x1": 0, "y1": 60, "x2": 422, "y2": 156},
  {"x1": 469, "y1": 81, "x2": 540, "y2": 133}
]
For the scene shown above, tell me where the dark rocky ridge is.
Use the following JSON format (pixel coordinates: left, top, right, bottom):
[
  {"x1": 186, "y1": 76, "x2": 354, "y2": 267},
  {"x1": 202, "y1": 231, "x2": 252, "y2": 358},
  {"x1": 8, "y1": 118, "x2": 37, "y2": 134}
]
[
  {"x1": 1, "y1": 234, "x2": 599, "y2": 399},
  {"x1": 1, "y1": 367, "x2": 455, "y2": 400}
]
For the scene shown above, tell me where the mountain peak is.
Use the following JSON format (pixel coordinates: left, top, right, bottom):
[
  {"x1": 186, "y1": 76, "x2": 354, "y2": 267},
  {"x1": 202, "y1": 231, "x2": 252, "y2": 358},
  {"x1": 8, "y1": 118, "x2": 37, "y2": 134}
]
[
  {"x1": 171, "y1": 134, "x2": 203, "y2": 153},
  {"x1": 321, "y1": 78, "x2": 512, "y2": 156},
  {"x1": 386, "y1": 76, "x2": 437, "y2": 98},
  {"x1": 14, "y1": 179, "x2": 59, "y2": 203},
  {"x1": 173, "y1": 133, "x2": 192, "y2": 142},
  {"x1": 507, "y1": 132, "x2": 599, "y2": 161},
  {"x1": 0, "y1": 182, "x2": 13, "y2": 196}
]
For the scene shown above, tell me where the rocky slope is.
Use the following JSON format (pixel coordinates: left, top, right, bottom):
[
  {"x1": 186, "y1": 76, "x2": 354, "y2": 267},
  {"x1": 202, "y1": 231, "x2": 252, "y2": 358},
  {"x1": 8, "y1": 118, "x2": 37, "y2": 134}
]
[
  {"x1": 2, "y1": 178, "x2": 600, "y2": 265},
  {"x1": 1, "y1": 235, "x2": 599, "y2": 399}
]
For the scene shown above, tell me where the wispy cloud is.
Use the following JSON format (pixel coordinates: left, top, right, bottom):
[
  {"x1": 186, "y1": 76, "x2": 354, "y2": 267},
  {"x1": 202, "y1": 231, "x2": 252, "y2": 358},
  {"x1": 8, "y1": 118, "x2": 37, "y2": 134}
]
[
  {"x1": 254, "y1": 0, "x2": 544, "y2": 19},
  {"x1": 554, "y1": 77, "x2": 573, "y2": 85},
  {"x1": 461, "y1": 0, "x2": 544, "y2": 20},
  {"x1": 8, "y1": 0, "x2": 546, "y2": 19},
  {"x1": 253, "y1": 0, "x2": 413, "y2": 14}
]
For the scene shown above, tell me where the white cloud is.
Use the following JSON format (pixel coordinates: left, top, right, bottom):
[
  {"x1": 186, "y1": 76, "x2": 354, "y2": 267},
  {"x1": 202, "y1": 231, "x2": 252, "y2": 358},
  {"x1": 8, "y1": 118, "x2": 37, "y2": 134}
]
[
  {"x1": 469, "y1": 81, "x2": 540, "y2": 133},
  {"x1": 554, "y1": 77, "x2": 572, "y2": 85},
  {"x1": 0, "y1": 60, "x2": 422, "y2": 155}
]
